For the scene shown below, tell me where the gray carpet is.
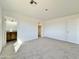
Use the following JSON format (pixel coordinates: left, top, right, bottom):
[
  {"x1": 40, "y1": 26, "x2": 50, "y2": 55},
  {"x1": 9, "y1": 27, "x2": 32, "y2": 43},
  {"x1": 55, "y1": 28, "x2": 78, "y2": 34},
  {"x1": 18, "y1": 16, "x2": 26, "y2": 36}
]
[
  {"x1": 0, "y1": 37, "x2": 79, "y2": 59},
  {"x1": 0, "y1": 42, "x2": 15, "y2": 59}
]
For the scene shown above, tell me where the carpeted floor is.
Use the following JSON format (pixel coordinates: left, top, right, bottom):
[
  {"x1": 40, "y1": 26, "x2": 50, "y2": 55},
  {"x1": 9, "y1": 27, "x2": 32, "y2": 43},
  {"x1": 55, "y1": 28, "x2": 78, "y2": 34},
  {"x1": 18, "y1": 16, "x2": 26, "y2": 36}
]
[
  {"x1": 0, "y1": 37, "x2": 79, "y2": 59},
  {"x1": 0, "y1": 41, "x2": 15, "y2": 59}
]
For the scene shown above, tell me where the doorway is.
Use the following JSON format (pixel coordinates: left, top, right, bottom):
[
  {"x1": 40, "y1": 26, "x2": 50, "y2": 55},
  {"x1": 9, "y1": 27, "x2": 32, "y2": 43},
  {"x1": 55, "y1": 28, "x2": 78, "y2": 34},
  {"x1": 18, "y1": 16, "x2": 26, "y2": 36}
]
[{"x1": 38, "y1": 23, "x2": 42, "y2": 38}]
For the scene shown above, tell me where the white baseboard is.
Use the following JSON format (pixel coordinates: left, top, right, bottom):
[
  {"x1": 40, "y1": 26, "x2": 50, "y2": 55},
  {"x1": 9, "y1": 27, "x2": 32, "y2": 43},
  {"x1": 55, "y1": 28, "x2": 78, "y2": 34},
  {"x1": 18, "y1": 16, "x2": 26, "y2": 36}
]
[{"x1": 44, "y1": 36, "x2": 79, "y2": 44}]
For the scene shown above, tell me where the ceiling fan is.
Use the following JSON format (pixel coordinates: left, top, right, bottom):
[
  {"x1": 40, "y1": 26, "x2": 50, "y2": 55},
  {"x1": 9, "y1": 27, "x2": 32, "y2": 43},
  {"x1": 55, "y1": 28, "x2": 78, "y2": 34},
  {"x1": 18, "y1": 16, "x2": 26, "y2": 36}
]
[{"x1": 30, "y1": 0, "x2": 37, "y2": 5}]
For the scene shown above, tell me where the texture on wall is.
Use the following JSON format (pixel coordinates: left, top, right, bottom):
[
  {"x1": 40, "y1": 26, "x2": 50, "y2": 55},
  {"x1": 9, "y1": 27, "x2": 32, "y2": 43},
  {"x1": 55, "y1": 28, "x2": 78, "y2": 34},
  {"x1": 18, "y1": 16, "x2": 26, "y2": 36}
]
[{"x1": 43, "y1": 14, "x2": 79, "y2": 44}]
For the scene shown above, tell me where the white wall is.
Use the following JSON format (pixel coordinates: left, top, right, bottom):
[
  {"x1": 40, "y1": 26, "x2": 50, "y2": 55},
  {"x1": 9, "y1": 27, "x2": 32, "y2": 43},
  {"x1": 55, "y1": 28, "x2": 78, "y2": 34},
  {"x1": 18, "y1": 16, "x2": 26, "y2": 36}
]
[
  {"x1": 5, "y1": 18, "x2": 17, "y2": 32},
  {"x1": 6, "y1": 23, "x2": 17, "y2": 32},
  {"x1": 44, "y1": 18, "x2": 66, "y2": 40},
  {"x1": 3, "y1": 10, "x2": 79, "y2": 44},
  {"x1": 66, "y1": 18, "x2": 77, "y2": 43},
  {"x1": 77, "y1": 18, "x2": 79, "y2": 43},
  {"x1": 0, "y1": 7, "x2": 2, "y2": 52},
  {"x1": 18, "y1": 17, "x2": 38, "y2": 42},
  {"x1": 44, "y1": 14, "x2": 79, "y2": 44},
  {"x1": 3, "y1": 10, "x2": 40, "y2": 42}
]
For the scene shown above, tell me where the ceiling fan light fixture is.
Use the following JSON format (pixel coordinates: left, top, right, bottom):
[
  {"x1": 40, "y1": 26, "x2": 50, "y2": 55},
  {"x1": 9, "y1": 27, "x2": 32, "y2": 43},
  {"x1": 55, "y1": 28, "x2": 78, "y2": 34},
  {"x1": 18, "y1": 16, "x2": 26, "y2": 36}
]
[
  {"x1": 30, "y1": 0, "x2": 37, "y2": 5},
  {"x1": 30, "y1": 1, "x2": 33, "y2": 4},
  {"x1": 34, "y1": 2, "x2": 37, "y2": 4}
]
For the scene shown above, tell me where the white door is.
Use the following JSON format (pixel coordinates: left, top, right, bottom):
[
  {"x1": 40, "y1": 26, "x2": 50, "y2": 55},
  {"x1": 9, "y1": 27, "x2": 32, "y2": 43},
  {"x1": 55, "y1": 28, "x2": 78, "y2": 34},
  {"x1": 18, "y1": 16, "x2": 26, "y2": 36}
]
[{"x1": 66, "y1": 19, "x2": 77, "y2": 43}]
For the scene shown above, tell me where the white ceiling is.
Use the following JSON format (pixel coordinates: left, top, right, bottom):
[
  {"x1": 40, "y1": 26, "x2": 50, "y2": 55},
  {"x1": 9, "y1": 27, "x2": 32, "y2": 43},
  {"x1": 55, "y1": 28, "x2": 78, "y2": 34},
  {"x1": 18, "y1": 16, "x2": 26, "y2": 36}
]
[{"x1": 1, "y1": 0, "x2": 79, "y2": 20}]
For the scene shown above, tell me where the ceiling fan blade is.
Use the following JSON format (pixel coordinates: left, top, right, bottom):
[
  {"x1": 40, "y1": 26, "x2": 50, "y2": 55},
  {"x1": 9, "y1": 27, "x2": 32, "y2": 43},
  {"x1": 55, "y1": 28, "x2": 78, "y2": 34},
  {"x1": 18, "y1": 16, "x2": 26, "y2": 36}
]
[
  {"x1": 34, "y1": 1, "x2": 37, "y2": 4},
  {"x1": 30, "y1": 0, "x2": 37, "y2": 5}
]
